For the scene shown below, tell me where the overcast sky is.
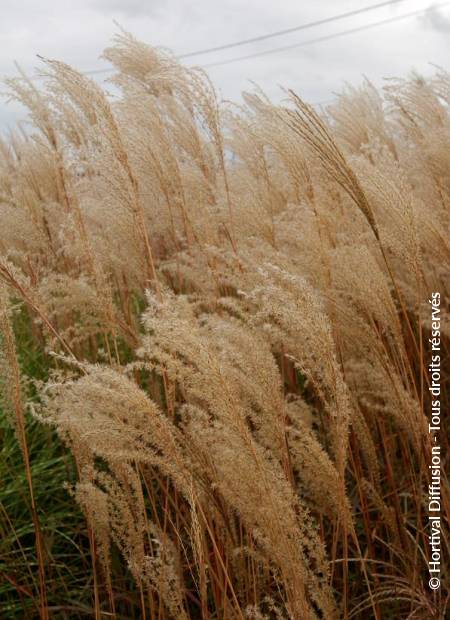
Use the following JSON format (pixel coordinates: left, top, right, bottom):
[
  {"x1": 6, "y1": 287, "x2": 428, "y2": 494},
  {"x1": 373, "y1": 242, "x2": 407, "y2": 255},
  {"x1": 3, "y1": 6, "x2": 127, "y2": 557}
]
[{"x1": 1, "y1": 0, "x2": 449, "y2": 130}]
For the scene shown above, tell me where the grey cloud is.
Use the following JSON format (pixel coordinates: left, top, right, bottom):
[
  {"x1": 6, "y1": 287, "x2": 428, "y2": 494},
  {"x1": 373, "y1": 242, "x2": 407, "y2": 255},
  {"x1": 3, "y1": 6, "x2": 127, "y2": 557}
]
[
  {"x1": 420, "y1": 6, "x2": 450, "y2": 33},
  {"x1": 86, "y1": 0, "x2": 165, "y2": 18}
]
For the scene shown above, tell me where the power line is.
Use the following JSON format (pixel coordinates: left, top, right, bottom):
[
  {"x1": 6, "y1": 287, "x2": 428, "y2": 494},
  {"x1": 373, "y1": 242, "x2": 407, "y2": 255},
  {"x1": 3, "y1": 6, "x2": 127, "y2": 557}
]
[
  {"x1": 177, "y1": 0, "x2": 406, "y2": 59},
  {"x1": 202, "y1": 3, "x2": 449, "y2": 69}
]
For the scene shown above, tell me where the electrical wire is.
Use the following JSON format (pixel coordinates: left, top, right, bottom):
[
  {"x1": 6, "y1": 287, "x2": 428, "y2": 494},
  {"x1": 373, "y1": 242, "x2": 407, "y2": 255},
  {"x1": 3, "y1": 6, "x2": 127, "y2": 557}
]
[
  {"x1": 177, "y1": 0, "x2": 407, "y2": 58},
  {"x1": 202, "y1": 3, "x2": 448, "y2": 69}
]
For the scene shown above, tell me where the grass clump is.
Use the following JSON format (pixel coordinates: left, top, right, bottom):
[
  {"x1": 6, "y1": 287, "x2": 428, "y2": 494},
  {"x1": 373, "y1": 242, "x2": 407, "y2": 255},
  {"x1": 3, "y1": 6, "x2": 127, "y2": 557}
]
[{"x1": 0, "y1": 31, "x2": 449, "y2": 619}]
